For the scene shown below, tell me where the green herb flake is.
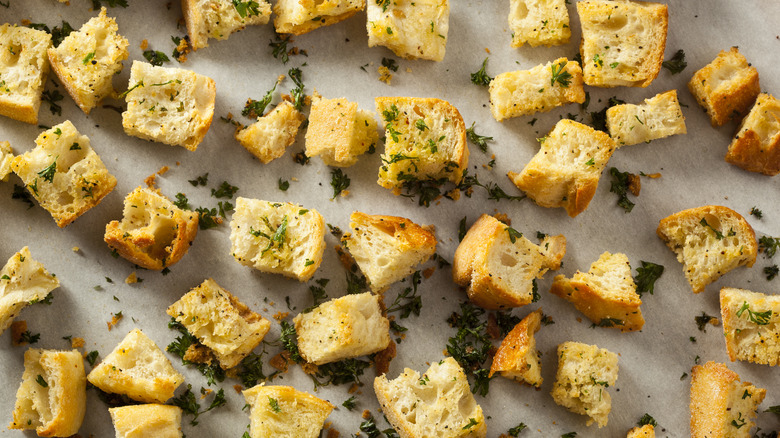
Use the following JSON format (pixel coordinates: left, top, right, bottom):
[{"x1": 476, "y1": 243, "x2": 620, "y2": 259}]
[
  {"x1": 82, "y1": 51, "x2": 96, "y2": 65},
  {"x1": 550, "y1": 61, "x2": 573, "y2": 87},
  {"x1": 470, "y1": 57, "x2": 492, "y2": 87},
  {"x1": 268, "y1": 396, "x2": 281, "y2": 413},
  {"x1": 634, "y1": 261, "x2": 664, "y2": 297},
  {"x1": 736, "y1": 301, "x2": 772, "y2": 325},
  {"x1": 662, "y1": 49, "x2": 687, "y2": 74},
  {"x1": 466, "y1": 122, "x2": 493, "y2": 153},
  {"x1": 35, "y1": 375, "x2": 48, "y2": 387},
  {"x1": 330, "y1": 168, "x2": 350, "y2": 199}
]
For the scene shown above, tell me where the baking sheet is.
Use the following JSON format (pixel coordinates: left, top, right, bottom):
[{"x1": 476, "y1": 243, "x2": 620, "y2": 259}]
[{"x1": 1, "y1": 0, "x2": 780, "y2": 436}]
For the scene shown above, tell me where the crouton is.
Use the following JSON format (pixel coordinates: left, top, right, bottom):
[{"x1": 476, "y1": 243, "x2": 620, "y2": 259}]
[
  {"x1": 0, "y1": 247, "x2": 60, "y2": 335},
  {"x1": 0, "y1": 24, "x2": 52, "y2": 124},
  {"x1": 508, "y1": 0, "x2": 570, "y2": 48},
  {"x1": 489, "y1": 309, "x2": 544, "y2": 386},
  {"x1": 109, "y1": 404, "x2": 183, "y2": 438},
  {"x1": 725, "y1": 93, "x2": 780, "y2": 175},
  {"x1": 607, "y1": 90, "x2": 687, "y2": 147},
  {"x1": 720, "y1": 287, "x2": 780, "y2": 366},
  {"x1": 367, "y1": 0, "x2": 449, "y2": 61},
  {"x1": 182, "y1": 0, "x2": 272, "y2": 50},
  {"x1": 235, "y1": 101, "x2": 304, "y2": 164},
  {"x1": 243, "y1": 384, "x2": 334, "y2": 438},
  {"x1": 305, "y1": 93, "x2": 379, "y2": 167},
  {"x1": 275, "y1": 0, "x2": 363, "y2": 35}
]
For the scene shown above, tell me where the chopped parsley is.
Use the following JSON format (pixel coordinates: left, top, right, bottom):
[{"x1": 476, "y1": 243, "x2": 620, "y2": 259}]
[
  {"x1": 268, "y1": 396, "x2": 281, "y2": 413},
  {"x1": 20, "y1": 330, "x2": 40, "y2": 344},
  {"x1": 700, "y1": 218, "x2": 724, "y2": 240},
  {"x1": 189, "y1": 173, "x2": 209, "y2": 186},
  {"x1": 550, "y1": 61, "x2": 573, "y2": 87},
  {"x1": 470, "y1": 57, "x2": 492, "y2": 87},
  {"x1": 243, "y1": 80, "x2": 278, "y2": 118},
  {"x1": 288, "y1": 67, "x2": 306, "y2": 111},
  {"x1": 387, "y1": 271, "x2": 422, "y2": 318},
  {"x1": 765, "y1": 265, "x2": 779, "y2": 281},
  {"x1": 458, "y1": 216, "x2": 468, "y2": 242},
  {"x1": 662, "y1": 49, "x2": 687, "y2": 74},
  {"x1": 269, "y1": 33, "x2": 291, "y2": 64},
  {"x1": 278, "y1": 179, "x2": 289, "y2": 191},
  {"x1": 634, "y1": 261, "x2": 664, "y2": 297},
  {"x1": 381, "y1": 57, "x2": 399, "y2": 72},
  {"x1": 195, "y1": 207, "x2": 221, "y2": 230},
  {"x1": 91, "y1": 0, "x2": 128, "y2": 7},
  {"x1": 609, "y1": 167, "x2": 635, "y2": 212},
  {"x1": 506, "y1": 227, "x2": 522, "y2": 243},
  {"x1": 41, "y1": 89, "x2": 64, "y2": 116},
  {"x1": 36, "y1": 375, "x2": 48, "y2": 387},
  {"x1": 38, "y1": 158, "x2": 58, "y2": 183},
  {"x1": 166, "y1": 319, "x2": 226, "y2": 385},
  {"x1": 211, "y1": 181, "x2": 239, "y2": 199},
  {"x1": 447, "y1": 302, "x2": 492, "y2": 396},
  {"x1": 415, "y1": 119, "x2": 428, "y2": 131},
  {"x1": 309, "y1": 358, "x2": 371, "y2": 389},
  {"x1": 731, "y1": 412, "x2": 746, "y2": 429},
  {"x1": 507, "y1": 423, "x2": 528, "y2": 436},
  {"x1": 759, "y1": 236, "x2": 780, "y2": 258},
  {"x1": 82, "y1": 52, "x2": 96, "y2": 65},
  {"x1": 589, "y1": 97, "x2": 625, "y2": 132},
  {"x1": 561, "y1": 433, "x2": 577, "y2": 438},
  {"x1": 695, "y1": 312, "x2": 718, "y2": 332},
  {"x1": 750, "y1": 207, "x2": 763, "y2": 219},
  {"x1": 232, "y1": 0, "x2": 262, "y2": 17},
  {"x1": 280, "y1": 320, "x2": 303, "y2": 363},
  {"x1": 342, "y1": 396, "x2": 357, "y2": 411},
  {"x1": 466, "y1": 122, "x2": 492, "y2": 153},
  {"x1": 330, "y1": 168, "x2": 350, "y2": 198},
  {"x1": 170, "y1": 385, "x2": 227, "y2": 426},
  {"x1": 463, "y1": 418, "x2": 479, "y2": 430},
  {"x1": 376, "y1": 0, "x2": 391, "y2": 12},
  {"x1": 173, "y1": 193, "x2": 190, "y2": 210},
  {"x1": 85, "y1": 351, "x2": 99, "y2": 366},
  {"x1": 142, "y1": 49, "x2": 169, "y2": 67},
  {"x1": 736, "y1": 301, "x2": 772, "y2": 325}
]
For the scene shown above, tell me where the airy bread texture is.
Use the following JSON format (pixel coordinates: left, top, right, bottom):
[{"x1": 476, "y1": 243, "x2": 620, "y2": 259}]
[
  {"x1": 305, "y1": 93, "x2": 379, "y2": 167},
  {"x1": 344, "y1": 212, "x2": 436, "y2": 293},
  {"x1": 690, "y1": 361, "x2": 766, "y2": 438},
  {"x1": 104, "y1": 186, "x2": 199, "y2": 270},
  {"x1": 627, "y1": 425, "x2": 655, "y2": 438},
  {"x1": 453, "y1": 214, "x2": 566, "y2": 309},
  {"x1": 720, "y1": 287, "x2": 780, "y2": 366},
  {"x1": 374, "y1": 357, "x2": 486, "y2": 438},
  {"x1": 0, "y1": 24, "x2": 52, "y2": 124},
  {"x1": 0, "y1": 140, "x2": 13, "y2": 180},
  {"x1": 243, "y1": 384, "x2": 334, "y2": 438},
  {"x1": 607, "y1": 90, "x2": 687, "y2": 147},
  {"x1": 489, "y1": 58, "x2": 585, "y2": 121},
  {"x1": 182, "y1": 0, "x2": 272, "y2": 50},
  {"x1": 551, "y1": 341, "x2": 619, "y2": 428},
  {"x1": 725, "y1": 93, "x2": 780, "y2": 176},
  {"x1": 9, "y1": 349, "x2": 86, "y2": 437},
  {"x1": 489, "y1": 308, "x2": 543, "y2": 386},
  {"x1": 509, "y1": 0, "x2": 570, "y2": 47},
  {"x1": 235, "y1": 101, "x2": 304, "y2": 164},
  {"x1": 11, "y1": 120, "x2": 117, "y2": 227},
  {"x1": 274, "y1": 0, "x2": 364, "y2": 35},
  {"x1": 577, "y1": 0, "x2": 668, "y2": 87},
  {"x1": 229, "y1": 198, "x2": 326, "y2": 281},
  {"x1": 47, "y1": 7, "x2": 129, "y2": 114},
  {"x1": 656, "y1": 205, "x2": 757, "y2": 293},
  {"x1": 122, "y1": 61, "x2": 216, "y2": 151},
  {"x1": 0, "y1": 247, "x2": 60, "y2": 335},
  {"x1": 688, "y1": 47, "x2": 760, "y2": 127},
  {"x1": 508, "y1": 119, "x2": 616, "y2": 217},
  {"x1": 550, "y1": 252, "x2": 644, "y2": 332},
  {"x1": 109, "y1": 404, "x2": 183, "y2": 438},
  {"x1": 367, "y1": 0, "x2": 449, "y2": 61},
  {"x1": 167, "y1": 278, "x2": 271, "y2": 369},
  {"x1": 87, "y1": 329, "x2": 185, "y2": 403}
]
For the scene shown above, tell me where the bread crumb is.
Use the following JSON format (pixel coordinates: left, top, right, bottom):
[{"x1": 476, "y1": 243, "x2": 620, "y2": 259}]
[
  {"x1": 373, "y1": 340, "x2": 396, "y2": 376},
  {"x1": 157, "y1": 165, "x2": 170, "y2": 175},
  {"x1": 627, "y1": 173, "x2": 641, "y2": 196},
  {"x1": 422, "y1": 267, "x2": 435, "y2": 278},
  {"x1": 340, "y1": 189, "x2": 350, "y2": 197},
  {"x1": 71, "y1": 337, "x2": 85, "y2": 349},
  {"x1": 125, "y1": 272, "x2": 138, "y2": 284},
  {"x1": 326, "y1": 427, "x2": 340, "y2": 438},
  {"x1": 176, "y1": 161, "x2": 181, "y2": 166},
  {"x1": 405, "y1": 67, "x2": 412, "y2": 73},
  {"x1": 140, "y1": 39, "x2": 148, "y2": 50},
  {"x1": 445, "y1": 187, "x2": 460, "y2": 200},
  {"x1": 10, "y1": 320, "x2": 27, "y2": 346},
  {"x1": 144, "y1": 173, "x2": 157, "y2": 188},
  {"x1": 485, "y1": 48, "x2": 491, "y2": 54},
  {"x1": 273, "y1": 311, "x2": 289, "y2": 322},
  {"x1": 174, "y1": 36, "x2": 189, "y2": 62},
  {"x1": 378, "y1": 66, "x2": 393, "y2": 84},
  {"x1": 642, "y1": 172, "x2": 662, "y2": 178},
  {"x1": 72, "y1": 246, "x2": 80, "y2": 253},
  {"x1": 269, "y1": 351, "x2": 289, "y2": 372},
  {"x1": 494, "y1": 213, "x2": 511, "y2": 225},
  {"x1": 107, "y1": 312, "x2": 124, "y2": 331},
  {"x1": 361, "y1": 410, "x2": 371, "y2": 419},
  {"x1": 291, "y1": 177, "x2": 299, "y2": 182},
  {"x1": 302, "y1": 362, "x2": 318, "y2": 376},
  {"x1": 20, "y1": 19, "x2": 31, "y2": 26}
]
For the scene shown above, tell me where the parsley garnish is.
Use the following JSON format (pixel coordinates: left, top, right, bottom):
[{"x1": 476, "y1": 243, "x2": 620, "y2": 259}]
[
  {"x1": 507, "y1": 423, "x2": 528, "y2": 436},
  {"x1": 592, "y1": 317, "x2": 623, "y2": 328},
  {"x1": 41, "y1": 89, "x2": 64, "y2": 116},
  {"x1": 189, "y1": 173, "x2": 208, "y2": 186},
  {"x1": 232, "y1": 0, "x2": 261, "y2": 17},
  {"x1": 330, "y1": 168, "x2": 350, "y2": 198},
  {"x1": 288, "y1": 67, "x2": 306, "y2": 111},
  {"x1": 243, "y1": 80, "x2": 278, "y2": 118},
  {"x1": 82, "y1": 52, "x2": 96, "y2": 65},
  {"x1": 173, "y1": 193, "x2": 191, "y2": 210},
  {"x1": 695, "y1": 312, "x2": 717, "y2": 332},
  {"x1": 662, "y1": 49, "x2": 687, "y2": 74},
  {"x1": 142, "y1": 49, "x2": 169, "y2": 66},
  {"x1": 387, "y1": 271, "x2": 422, "y2": 318},
  {"x1": 766, "y1": 405, "x2": 780, "y2": 417},
  {"x1": 382, "y1": 104, "x2": 399, "y2": 122},
  {"x1": 506, "y1": 227, "x2": 522, "y2": 243},
  {"x1": 609, "y1": 167, "x2": 635, "y2": 212},
  {"x1": 759, "y1": 236, "x2": 780, "y2": 258},
  {"x1": 36, "y1": 375, "x2": 48, "y2": 387},
  {"x1": 195, "y1": 207, "x2": 220, "y2": 229},
  {"x1": 463, "y1": 418, "x2": 479, "y2": 430},
  {"x1": 309, "y1": 358, "x2": 371, "y2": 389},
  {"x1": 550, "y1": 61, "x2": 573, "y2": 87},
  {"x1": 736, "y1": 301, "x2": 772, "y2": 325},
  {"x1": 561, "y1": 433, "x2": 577, "y2": 438},
  {"x1": 470, "y1": 57, "x2": 492, "y2": 87},
  {"x1": 280, "y1": 320, "x2": 303, "y2": 363},
  {"x1": 415, "y1": 119, "x2": 428, "y2": 131},
  {"x1": 211, "y1": 181, "x2": 239, "y2": 199},
  {"x1": 765, "y1": 265, "x2": 779, "y2": 280},
  {"x1": 731, "y1": 412, "x2": 746, "y2": 429},
  {"x1": 37, "y1": 157, "x2": 57, "y2": 183},
  {"x1": 268, "y1": 397, "x2": 281, "y2": 413},
  {"x1": 342, "y1": 396, "x2": 357, "y2": 411},
  {"x1": 466, "y1": 122, "x2": 492, "y2": 153},
  {"x1": 85, "y1": 351, "x2": 99, "y2": 366},
  {"x1": 170, "y1": 385, "x2": 226, "y2": 426},
  {"x1": 446, "y1": 302, "x2": 493, "y2": 396},
  {"x1": 381, "y1": 57, "x2": 399, "y2": 72},
  {"x1": 589, "y1": 97, "x2": 625, "y2": 132},
  {"x1": 458, "y1": 216, "x2": 467, "y2": 242},
  {"x1": 166, "y1": 319, "x2": 226, "y2": 385},
  {"x1": 638, "y1": 413, "x2": 657, "y2": 427},
  {"x1": 12, "y1": 184, "x2": 35, "y2": 208},
  {"x1": 269, "y1": 33, "x2": 291, "y2": 64},
  {"x1": 750, "y1": 207, "x2": 763, "y2": 219},
  {"x1": 278, "y1": 179, "x2": 289, "y2": 191},
  {"x1": 634, "y1": 261, "x2": 664, "y2": 297},
  {"x1": 91, "y1": 0, "x2": 128, "y2": 7},
  {"x1": 20, "y1": 330, "x2": 40, "y2": 344},
  {"x1": 376, "y1": 0, "x2": 391, "y2": 12},
  {"x1": 700, "y1": 218, "x2": 724, "y2": 240}
]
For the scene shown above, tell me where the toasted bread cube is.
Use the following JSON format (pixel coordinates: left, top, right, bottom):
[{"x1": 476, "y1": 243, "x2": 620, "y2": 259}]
[
  {"x1": 235, "y1": 101, "x2": 304, "y2": 164},
  {"x1": 9, "y1": 349, "x2": 86, "y2": 437},
  {"x1": 167, "y1": 278, "x2": 272, "y2": 369},
  {"x1": 243, "y1": 384, "x2": 334, "y2": 438},
  {"x1": 577, "y1": 0, "x2": 667, "y2": 88},
  {"x1": 0, "y1": 25, "x2": 52, "y2": 124},
  {"x1": 375, "y1": 357, "x2": 486, "y2": 438},
  {"x1": 489, "y1": 309, "x2": 544, "y2": 386},
  {"x1": 274, "y1": 0, "x2": 363, "y2": 35},
  {"x1": 508, "y1": 119, "x2": 616, "y2": 218},
  {"x1": 183, "y1": 0, "x2": 272, "y2": 50},
  {"x1": 229, "y1": 198, "x2": 325, "y2": 282},
  {"x1": 627, "y1": 425, "x2": 655, "y2": 438},
  {"x1": 551, "y1": 341, "x2": 618, "y2": 428},
  {"x1": 367, "y1": 0, "x2": 449, "y2": 61},
  {"x1": 87, "y1": 329, "x2": 185, "y2": 403},
  {"x1": 725, "y1": 93, "x2": 780, "y2": 175},
  {"x1": 104, "y1": 187, "x2": 199, "y2": 270},
  {"x1": 47, "y1": 8, "x2": 129, "y2": 114},
  {"x1": 690, "y1": 361, "x2": 766, "y2": 438},
  {"x1": 0, "y1": 140, "x2": 14, "y2": 180},
  {"x1": 607, "y1": 90, "x2": 687, "y2": 147},
  {"x1": 122, "y1": 61, "x2": 216, "y2": 151},
  {"x1": 305, "y1": 93, "x2": 379, "y2": 167},
  {"x1": 656, "y1": 206, "x2": 757, "y2": 293},
  {"x1": 453, "y1": 214, "x2": 565, "y2": 309},
  {"x1": 109, "y1": 404, "x2": 183, "y2": 438},
  {"x1": 550, "y1": 252, "x2": 644, "y2": 332},
  {"x1": 0, "y1": 247, "x2": 60, "y2": 335},
  {"x1": 11, "y1": 121, "x2": 117, "y2": 227},
  {"x1": 509, "y1": 0, "x2": 570, "y2": 48},
  {"x1": 720, "y1": 288, "x2": 780, "y2": 366},
  {"x1": 689, "y1": 47, "x2": 760, "y2": 127},
  {"x1": 489, "y1": 58, "x2": 584, "y2": 121}
]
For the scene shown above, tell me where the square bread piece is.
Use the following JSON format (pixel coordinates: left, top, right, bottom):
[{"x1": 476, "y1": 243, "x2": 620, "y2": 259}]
[
  {"x1": 0, "y1": 246, "x2": 60, "y2": 335},
  {"x1": 229, "y1": 198, "x2": 326, "y2": 282},
  {"x1": 690, "y1": 361, "x2": 766, "y2": 438},
  {"x1": 688, "y1": 47, "x2": 760, "y2": 127},
  {"x1": 374, "y1": 357, "x2": 486, "y2": 438},
  {"x1": 509, "y1": 0, "x2": 570, "y2": 48},
  {"x1": 453, "y1": 214, "x2": 566, "y2": 309},
  {"x1": 47, "y1": 7, "x2": 129, "y2": 114},
  {"x1": 167, "y1": 278, "x2": 272, "y2": 369},
  {"x1": 235, "y1": 101, "x2": 304, "y2": 164},
  {"x1": 551, "y1": 341, "x2": 618, "y2": 428},
  {"x1": 656, "y1": 205, "x2": 757, "y2": 293},
  {"x1": 122, "y1": 60, "x2": 216, "y2": 151},
  {"x1": 607, "y1": 90, "x2": 687, "y2": 147},
  {"x1": 720, "y1": 287, "x2": 780, "y2": 366},
  {"x1": 508, "y1": 119, "x2": 616, "y2": 218},
  {"x1": 305, "y1": 93, "x2": 379, "y2": 167},
  {"x1": 725, "y1": 93, "x2": 780, "y2": 176},
  {"x1": 577, "y1": 0, "x2": 667, "y2": 87},
  {"x1": 104, "y1": 186, "x2": 199, "y2": 270},
  {"x1": 274, "y1": 0, "x2": 364, "y2": 36},
  {"x1": 0, "y1": 140, "x2": 14, "y2": 180},
  {"x1": 550, "y1": 252, "x2": 644, "y2": 332},
  {"x1": 627, "y1": 425, "x2": 655, "y2": 438},
  {"x1": 11, "y1": 120, "x2": 117, "y2": 227},
  {"x1": 10, "y1": 349, "x2": 86, "y2": 437},
  {"x1": 367, "y1": 0, "x2": 449, "y2": 61},
  {"x1": 243, "y1": 384, "x2": 334, "y2": 438},
  {"x1": 87, "y1": 328, "x2": 185, "y2": 404},
  {"x1": 0, "y1": 24, "x2": 52, "y2": 124},
  {"x1": 489, "y1": 57, "x2": 585, "y2": 121},
  {"x1": 183, "y1": 0, "x2": 272, "y2": 50},
  {"x1": 489, "y1": 308, "x2": 544, "y2": 386},
  {"x1": 109, "y1": 404, "x2": 183, "y2": 438}
]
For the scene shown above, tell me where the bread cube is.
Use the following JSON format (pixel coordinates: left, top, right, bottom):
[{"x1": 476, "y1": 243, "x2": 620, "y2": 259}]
[
  {"x1": 0, "y1": 140, "x2": 14, "y2": 180},
  {"x1": 720, "y1": 287, "x2": 780, "y2": 366},
  {"x1": 688, "y1": 47, "x2": 760, "y2": 127},
  {"x1": 489, "y1": 309, "x2": 543, "y2": 386},
  {"x1": 367, "y1": 0, "x2": 449, "y2": 61},
  {"x1": 0, "y1": 24, "x2": 52, "y2": 124},
  {"x1": 374, "y1": 357, "x2": 486, "y2": 438},
  {"x1": 725, "y1": 93, "x2": 780, "y2": 175},
  {"x1": 229, "y1": 198, "x2": 325, "y2": 282},
  {"x1": 122, "y1": 61, "x2": 216, "y2": 151},
  {"x1": 489, "y1": 58, "x2": 584, "y2": 121},
  {"x1": 690, "y1": 361, "x2": 766, "y2": 438},
  {"x1": 235, "y1": 101, "x2": 304, "y2": 164},
  {"x1": 0, "y1": 247, "x2": 60, "y2": 335},
  {"x1": 305, "y1": 93, "x2": 379, "y2": 167},
  {"x1": 508, "y1": 119, "x2": 616, "y2": 217},
  {"x1": 167, "y1": 278, "x2": 271, "y2": 369},
  {"x1": 551, "y1": 341, "x2": 618, "y2": 428},
  {"x1": 11, "y1": 121, "x2": 117, "y2": 227},
  {"x1": 104, "y1": 187, "x2": 199, "y2": 270},
  {"x1": 87, "y1": 329, "x2": 185, "y2": 403},
  {"x1": 509, "y1": 0, "x2": 570, "y2": 48},
  {"x1": 453, "y1": 214, "x2": 565, "y2": 309},
  {"x1": 274, "y1": 0, "x2": 363, "y2": 35},
  {"x1": 47, "y1": 7, "x2": 129, "y2": 114},
  {"x1": 9, "y1": 349, "x2": 86, "y2": 437},
  {"x1": 627, "y1": 425, "x2": 655, "y2": 438},
  {"x1": 109, "y1": 404, "x2": 183, "y2": 438},
  {"x1": 656, "y1": 205, "x2": 757, "y2": 293},
  {"x1": 607, "y1": 90, "x2": 687, "y2": 147},
  {"x1": 183, "y1": 0, "x2": 272, "y2": 50},
  {"x1": 577, "y1": 0, "x2": 667, "y2": 88},
  {"x1": 243, "y1": 384, "x2": 334, "y2": 438}
]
